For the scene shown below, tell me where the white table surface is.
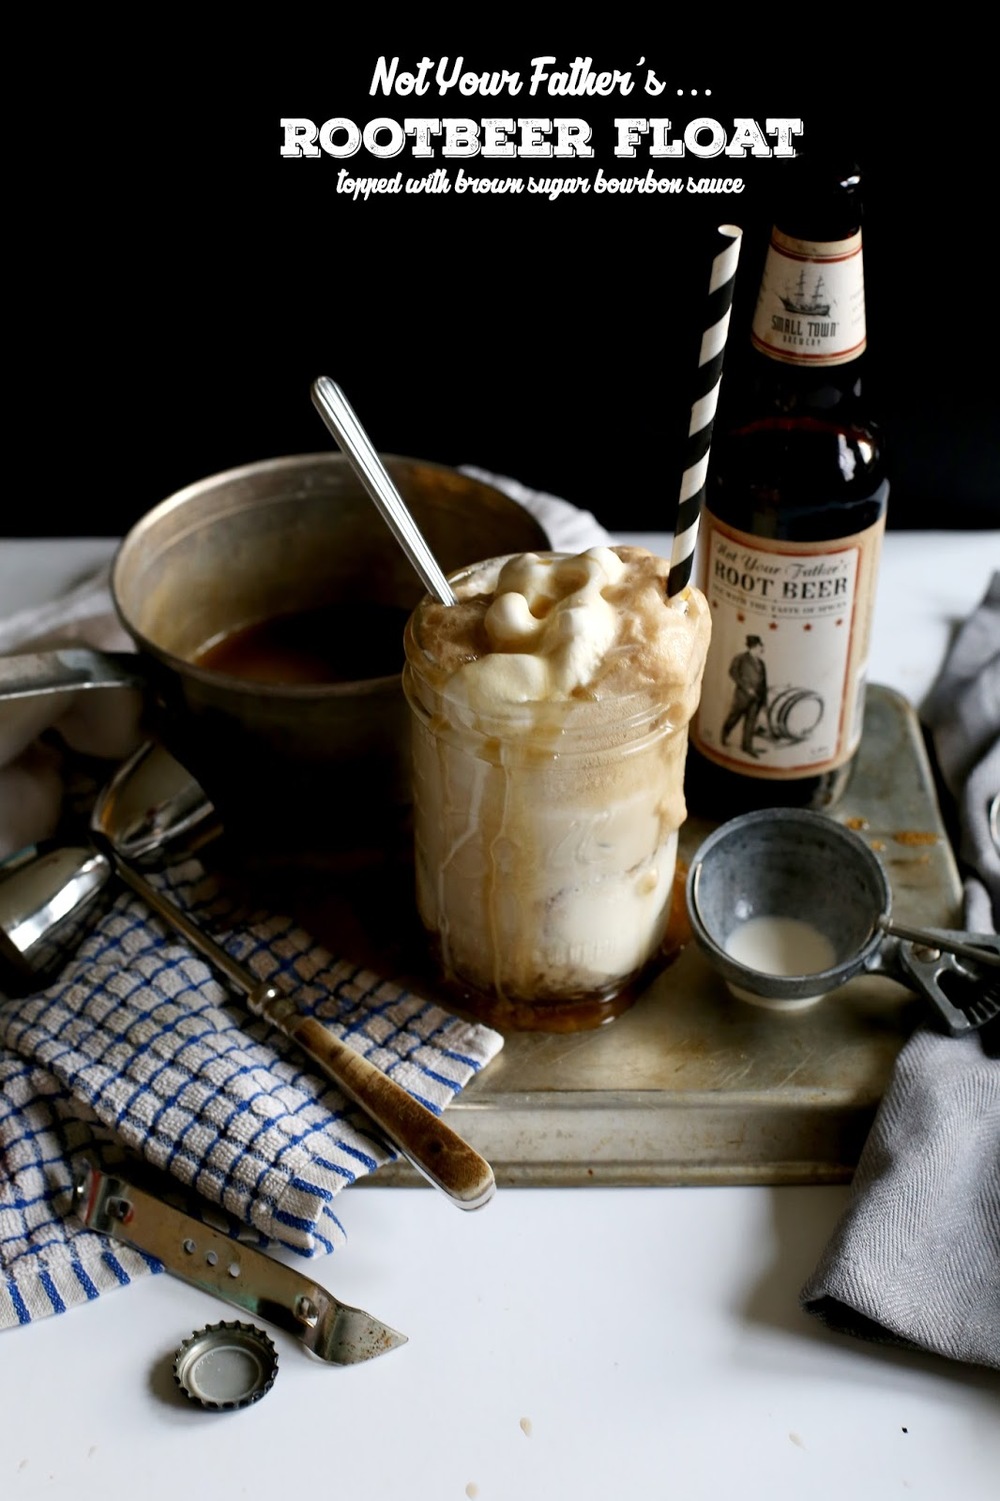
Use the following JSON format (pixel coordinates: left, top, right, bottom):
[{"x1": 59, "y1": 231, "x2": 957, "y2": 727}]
[{"x1": 1, "y1": 532, "x2": 998, "y2": 1501}]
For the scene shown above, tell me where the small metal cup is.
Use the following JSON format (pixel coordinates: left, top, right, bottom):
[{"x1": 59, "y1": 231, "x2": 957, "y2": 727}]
[
  {"x1": 686, "y1": 809, "x2": 999, "y2": 1034},
  {"x1": 687, "y1": 809, "x2": 888, "y2": 1010}
]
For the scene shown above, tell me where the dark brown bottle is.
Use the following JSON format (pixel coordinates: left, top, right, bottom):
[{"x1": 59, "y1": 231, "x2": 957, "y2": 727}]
[{"x1": 686, "y1": 159, "x2": 888, "y2": 819}]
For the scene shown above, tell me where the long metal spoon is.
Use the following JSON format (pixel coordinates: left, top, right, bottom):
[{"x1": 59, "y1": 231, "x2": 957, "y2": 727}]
[
  {"x1": 311, "y1": 376, "x2": 457, "y2": 605},
  {"x1": 90, "y1": 755, "x2": 495, "y2": 1212}
]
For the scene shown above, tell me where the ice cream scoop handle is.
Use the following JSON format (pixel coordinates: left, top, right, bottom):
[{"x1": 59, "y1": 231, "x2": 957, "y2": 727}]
[
  {"x1": 878, "y1": 917, "x2": 1000, "y2": 969},
  {"x1": 246, "y1": 983, "x2": 496, "y2": 1211}
]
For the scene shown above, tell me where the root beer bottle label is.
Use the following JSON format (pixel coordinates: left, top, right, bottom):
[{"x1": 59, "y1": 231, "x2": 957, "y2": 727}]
[
  {"x1": 694, "y1": 514, "x2": 884, "y2": 778},
  {"x1": 687, "y1": 159, "x2": 889, "y2": 814}
]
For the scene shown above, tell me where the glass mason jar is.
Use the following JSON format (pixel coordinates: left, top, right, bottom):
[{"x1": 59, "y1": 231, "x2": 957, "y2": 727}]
[{"x1": 402, "y1": 555, "x2": 707, "y2": 1032}]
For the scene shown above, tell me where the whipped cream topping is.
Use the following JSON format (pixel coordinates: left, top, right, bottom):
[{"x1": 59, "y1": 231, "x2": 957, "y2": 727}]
[
  {"x1": 480, "y1": 547, "x2": 624, "y2": 699},
  {"x1": 413, "y1": 546, "x2": 709, "y2": 716}
]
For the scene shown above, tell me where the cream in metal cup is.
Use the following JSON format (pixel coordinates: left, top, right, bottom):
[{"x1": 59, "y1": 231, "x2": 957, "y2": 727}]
[
  {"x1": 686, "y1": 808, "x2": 999, "y2": 1033},
  {"x1": 402, "y1": 547, "x2": 712, "y2": 1031},
  {"x1": 686, "y1": 809, "x2": 890, "y2": 1012}
]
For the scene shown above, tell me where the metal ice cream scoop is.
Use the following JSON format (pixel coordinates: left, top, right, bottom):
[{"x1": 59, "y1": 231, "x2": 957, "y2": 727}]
[{"x1": 686, "y1": 809, "x2": 1000, "y2": 1035}]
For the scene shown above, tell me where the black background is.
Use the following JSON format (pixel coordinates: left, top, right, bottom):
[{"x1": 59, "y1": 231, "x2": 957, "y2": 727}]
[{"x1": 13, "y1": 32, "x2": 997, "y2": 542}]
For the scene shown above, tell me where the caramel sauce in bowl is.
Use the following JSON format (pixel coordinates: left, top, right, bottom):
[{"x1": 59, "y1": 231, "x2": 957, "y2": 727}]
[{"x1": 110, "y1": 454, "x2": 549, "y2": 861}]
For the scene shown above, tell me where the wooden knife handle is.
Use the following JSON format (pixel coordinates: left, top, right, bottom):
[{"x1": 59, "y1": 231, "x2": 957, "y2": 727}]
[
  {"x1": 249, "y1": 984, "x2": 496, "y2": 1211},
  {"x1": 102, "y1": 856, "x2": 495, "y2": 1211}
]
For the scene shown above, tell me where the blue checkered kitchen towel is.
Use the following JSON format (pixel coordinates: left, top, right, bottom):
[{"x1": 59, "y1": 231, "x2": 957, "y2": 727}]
[
  {"x1": 0, "y1": 478, "x2": 600, "y2": 1328},
  {"x1": 0, "y1": 855, "x2": 503, "y2": 1326}
]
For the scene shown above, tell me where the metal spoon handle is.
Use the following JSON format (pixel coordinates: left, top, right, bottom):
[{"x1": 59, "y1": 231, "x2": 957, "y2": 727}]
[
  {"x1": 311, "y1": 376, "x2": 457, "y2": 606},
  {"x1": 103, "y1": 848, "x2": 494, "y2": 1210}
]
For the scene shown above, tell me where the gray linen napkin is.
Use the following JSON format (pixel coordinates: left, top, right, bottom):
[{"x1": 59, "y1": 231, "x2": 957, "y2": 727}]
[{"x1": 800, "y1": 573, "x2": 1000, "y2": 1370}]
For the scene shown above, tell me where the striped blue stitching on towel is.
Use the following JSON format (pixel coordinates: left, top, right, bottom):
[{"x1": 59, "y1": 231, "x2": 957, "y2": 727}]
[{"x1": 0, "y1": 854, "x2": 503, "y2": 1327}]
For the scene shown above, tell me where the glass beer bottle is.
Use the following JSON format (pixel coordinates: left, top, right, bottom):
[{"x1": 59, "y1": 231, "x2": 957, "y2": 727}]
[{"x1": 687, "y1": 159, "x2": 888, "y2": 817}]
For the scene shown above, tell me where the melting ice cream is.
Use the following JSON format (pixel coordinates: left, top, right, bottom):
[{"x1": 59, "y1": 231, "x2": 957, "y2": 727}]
[{"x1": 402, "y1": 547, "x2": 711, "y2": 1026}]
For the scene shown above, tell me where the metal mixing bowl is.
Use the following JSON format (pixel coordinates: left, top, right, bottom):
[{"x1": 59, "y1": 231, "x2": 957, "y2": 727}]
[{"x1": 110, "y1": 453, "x2": 549, "y2": 859}]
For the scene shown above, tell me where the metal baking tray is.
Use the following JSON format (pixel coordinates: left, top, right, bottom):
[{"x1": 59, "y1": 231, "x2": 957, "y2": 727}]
[{"x1": 363, "y1": 685, "x2": 962, "y2": 1188}]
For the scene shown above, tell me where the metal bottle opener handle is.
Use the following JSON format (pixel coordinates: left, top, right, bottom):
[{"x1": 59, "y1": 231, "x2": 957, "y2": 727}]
[{"x1": 74, "y1": 1163, "x2": 406, "y2": 1364}]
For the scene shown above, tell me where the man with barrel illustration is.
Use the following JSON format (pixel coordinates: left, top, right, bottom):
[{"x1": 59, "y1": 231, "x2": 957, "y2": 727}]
[{"x1": 721, "y1": 635, "x2": 768, "y2": 756}]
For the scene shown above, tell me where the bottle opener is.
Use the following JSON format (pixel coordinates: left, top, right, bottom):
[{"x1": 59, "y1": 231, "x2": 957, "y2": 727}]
[{"x1": 73, "y1": 1163, "x2": 407, "y2": 1364}]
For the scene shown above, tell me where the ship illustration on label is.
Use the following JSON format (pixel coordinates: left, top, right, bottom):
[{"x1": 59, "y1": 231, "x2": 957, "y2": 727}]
[
  {"x1": 752, "y1": 230, "x2": 865, "y2": 365},
  {"x1": 779, "y1": 268, "x2": 831, "y2": 318}
]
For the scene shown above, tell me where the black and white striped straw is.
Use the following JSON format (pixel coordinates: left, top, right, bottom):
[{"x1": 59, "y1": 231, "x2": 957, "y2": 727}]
[{"x1": 667, "y1": 223, "x2": 743, "y2": 597}]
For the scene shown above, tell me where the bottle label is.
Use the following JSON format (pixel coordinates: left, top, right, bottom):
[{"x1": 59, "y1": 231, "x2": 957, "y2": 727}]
[
  {"x1": 751, "y1": 228, "x2": 866, "y2": 367},
  {"x1": 692, "y1": 512, "x2": 885, "y2": 778}
]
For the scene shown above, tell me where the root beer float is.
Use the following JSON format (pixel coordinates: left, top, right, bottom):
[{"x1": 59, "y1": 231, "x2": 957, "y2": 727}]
[{"x1": 403, "y1": 546, "x2": 710, "y2": 1031}]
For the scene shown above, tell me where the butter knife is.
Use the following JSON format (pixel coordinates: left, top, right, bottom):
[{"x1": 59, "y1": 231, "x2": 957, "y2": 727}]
[{"x1": 91, "y1": 840, "x2": 496, "y2": 1212}]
